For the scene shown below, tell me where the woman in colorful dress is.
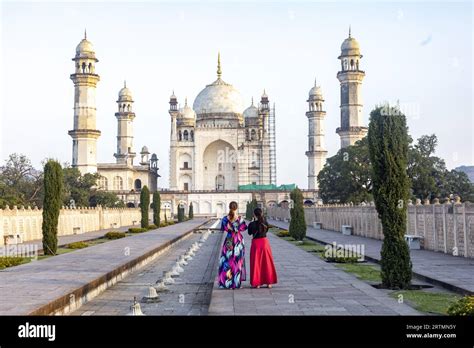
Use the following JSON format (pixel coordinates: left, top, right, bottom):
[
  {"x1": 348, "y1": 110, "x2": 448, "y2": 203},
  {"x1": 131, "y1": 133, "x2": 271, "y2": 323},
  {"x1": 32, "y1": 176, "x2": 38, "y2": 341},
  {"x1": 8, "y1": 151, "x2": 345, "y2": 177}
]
[
  {"x1": 248, "y1": 207, "x2": 277, "y2": 288},
  {"x1": 218, "y1": 201, "x2": 247, "y2": 289}
]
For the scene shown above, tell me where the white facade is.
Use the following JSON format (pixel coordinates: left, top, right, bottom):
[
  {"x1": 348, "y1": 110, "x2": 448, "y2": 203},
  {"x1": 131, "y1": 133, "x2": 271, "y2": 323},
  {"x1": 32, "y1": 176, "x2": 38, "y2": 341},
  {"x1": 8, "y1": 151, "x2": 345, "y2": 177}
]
[{"x1": 169, "y1": 55, "x2": 272, "y2": 191}]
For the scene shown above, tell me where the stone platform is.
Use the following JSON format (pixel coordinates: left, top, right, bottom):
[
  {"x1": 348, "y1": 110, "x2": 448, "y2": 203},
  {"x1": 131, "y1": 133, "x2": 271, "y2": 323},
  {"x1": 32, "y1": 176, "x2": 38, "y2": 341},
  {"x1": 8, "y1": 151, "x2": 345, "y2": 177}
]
[{"x1": 0, "y1": 218, "x2": 207, "y2": 315}]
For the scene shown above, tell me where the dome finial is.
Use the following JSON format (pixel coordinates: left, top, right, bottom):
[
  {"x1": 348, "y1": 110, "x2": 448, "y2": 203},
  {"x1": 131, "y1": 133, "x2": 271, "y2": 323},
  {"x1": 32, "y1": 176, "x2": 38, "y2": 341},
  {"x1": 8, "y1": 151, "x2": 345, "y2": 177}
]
[
  {"x1": 348, "y1": 25, "x2": 351, "y2": 38},
  {"x1": 185, "y1": 97, "x2": 188, "y2": 106},
  {"x1": 314, "y1": 77, "x2": 317, "y2": 87},
  {"x1": 84, "y1": 28, "x2": 87, "y2": 40},
  {"x1": 217, "y1": 52, "x2": 222, "y2": 79},
  {"x1": 124, "y1": 80, "x2": 127, "y2": 88}
]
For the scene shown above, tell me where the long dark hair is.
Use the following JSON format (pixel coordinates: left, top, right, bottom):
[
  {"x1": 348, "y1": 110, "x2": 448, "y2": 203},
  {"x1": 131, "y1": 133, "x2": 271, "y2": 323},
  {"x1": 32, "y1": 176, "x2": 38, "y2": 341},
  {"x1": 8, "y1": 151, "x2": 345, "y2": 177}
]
[
  {"x1": 228, "y1": 201, "x2": 238, "y2": 221},
  {"x1": 253, "y1": 207, "x2": 267, "y2": 234}
]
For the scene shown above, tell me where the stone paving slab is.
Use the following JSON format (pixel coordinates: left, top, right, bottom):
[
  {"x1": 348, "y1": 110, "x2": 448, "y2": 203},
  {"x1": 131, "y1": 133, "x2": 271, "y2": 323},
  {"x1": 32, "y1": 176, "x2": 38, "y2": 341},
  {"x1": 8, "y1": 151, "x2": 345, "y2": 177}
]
[
  {"x1": 208, "y1": 231, "x2": 420, "y2": 316},
  {"x1": 0, "y1": 218, "x2": 207, "y2": 315},
  {"x1": 270, "y1": 220, "x2": 474, "y2": 295}
]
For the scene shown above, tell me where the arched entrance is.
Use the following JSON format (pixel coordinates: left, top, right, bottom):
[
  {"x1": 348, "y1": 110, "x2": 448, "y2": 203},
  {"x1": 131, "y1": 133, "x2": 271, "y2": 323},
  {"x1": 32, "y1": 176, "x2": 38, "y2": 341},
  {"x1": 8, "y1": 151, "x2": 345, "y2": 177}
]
[{"x1": 202, "y1": 140, "x2": 238, "y2": 190}]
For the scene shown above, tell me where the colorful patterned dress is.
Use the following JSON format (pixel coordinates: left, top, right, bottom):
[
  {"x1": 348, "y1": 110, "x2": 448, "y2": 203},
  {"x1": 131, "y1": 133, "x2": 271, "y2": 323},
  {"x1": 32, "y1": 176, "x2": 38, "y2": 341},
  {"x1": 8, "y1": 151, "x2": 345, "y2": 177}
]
[{"x1": 218, "y1": 215, "x2": 247, "y2": 289}]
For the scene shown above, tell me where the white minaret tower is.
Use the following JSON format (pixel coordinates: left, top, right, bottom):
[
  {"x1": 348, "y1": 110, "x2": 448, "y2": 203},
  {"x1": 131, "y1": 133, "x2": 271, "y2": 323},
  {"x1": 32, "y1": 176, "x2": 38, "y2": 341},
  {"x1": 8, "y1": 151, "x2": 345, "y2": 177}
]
[
  {"x1": 68, "y1": 31, "x2": 101, "y2": 174},
  {"x1": 336, "y1": 27, "x2": 367, "y2": 148},
  {"x1": 168, "y1": 91, "x2": 179, "y2": 190},
  {"x1": 306, "y1": 79, "x2": 327, "y2": 190},
  {"x1": 114, "y1": 81, "x2": 136, "y2": 166}
]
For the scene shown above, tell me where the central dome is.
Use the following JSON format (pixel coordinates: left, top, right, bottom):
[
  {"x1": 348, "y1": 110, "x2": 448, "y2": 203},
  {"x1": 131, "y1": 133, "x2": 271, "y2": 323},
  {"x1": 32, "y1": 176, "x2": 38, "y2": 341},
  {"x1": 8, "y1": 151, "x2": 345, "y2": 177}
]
[
  {"x1": 193, "y1": 78, "x2": 244, "y2": 115},
  {"x1": 192, "y1": 53, "x2": 244, "y2": 115}
]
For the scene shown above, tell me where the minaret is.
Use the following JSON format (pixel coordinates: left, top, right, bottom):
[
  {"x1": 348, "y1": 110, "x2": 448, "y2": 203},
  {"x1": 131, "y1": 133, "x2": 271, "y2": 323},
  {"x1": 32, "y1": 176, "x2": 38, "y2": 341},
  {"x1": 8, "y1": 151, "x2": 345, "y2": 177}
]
[
  {"x1": 336, "y1": 27, "x2": 367, "y2": 148},
  {"x1": 168, "y1": 91, "x2": 179, "y2": 190},
  {"x1": 68, "y1": 31, "x2": 101, "y2": 174},
  {"x1": 114, "y1": 81, "x2": 136, "y2": 166},
  {"x1": 306, "y1": 79, "x2": 328, "y2": 190}
]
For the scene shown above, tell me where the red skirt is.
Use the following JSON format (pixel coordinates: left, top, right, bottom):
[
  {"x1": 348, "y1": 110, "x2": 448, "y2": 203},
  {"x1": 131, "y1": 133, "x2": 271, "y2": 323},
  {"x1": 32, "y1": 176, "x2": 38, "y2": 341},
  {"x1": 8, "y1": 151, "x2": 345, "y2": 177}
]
[{"x1": 250, "y1": 237, "x2": 278, "y2": 287}]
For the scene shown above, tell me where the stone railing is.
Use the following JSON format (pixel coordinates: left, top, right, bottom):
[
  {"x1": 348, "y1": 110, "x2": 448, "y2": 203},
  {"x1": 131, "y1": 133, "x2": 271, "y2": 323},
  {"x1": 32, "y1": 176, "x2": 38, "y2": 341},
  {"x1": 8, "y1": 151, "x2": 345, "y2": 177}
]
[
  {"x1": 267, "y1": 200, "x2": 474, "y2": 258},
  {"x1": 0, "y1": 205, "x2": 142, "y2": 246}
]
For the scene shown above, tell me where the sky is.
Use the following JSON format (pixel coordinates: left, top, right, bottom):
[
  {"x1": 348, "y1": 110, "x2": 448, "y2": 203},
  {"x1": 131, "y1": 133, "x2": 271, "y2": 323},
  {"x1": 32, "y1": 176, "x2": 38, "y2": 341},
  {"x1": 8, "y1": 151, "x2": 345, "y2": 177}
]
[{"x1": 1, "y1": 0, "x2": 473, "y2": 189}]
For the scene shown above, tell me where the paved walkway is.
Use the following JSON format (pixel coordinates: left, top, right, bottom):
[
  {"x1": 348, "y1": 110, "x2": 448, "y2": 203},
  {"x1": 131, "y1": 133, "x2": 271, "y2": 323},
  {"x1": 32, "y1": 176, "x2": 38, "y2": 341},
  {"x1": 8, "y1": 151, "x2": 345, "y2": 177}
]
[
  {"x1": 19, "y1": 225, "x2": 133, "y2": 252},
  {"x1": 72, "y1": 224, "x2": 222, "y2": 315},
  {"x1": 270, "y1": 220, "x2": 474, "y2": 295},
  {"x1": 0, "y1": 218, "x2": 207, "y2": 315},
  {"x1": 208, "y1": 231, "x2": 420, "y2": 315}
]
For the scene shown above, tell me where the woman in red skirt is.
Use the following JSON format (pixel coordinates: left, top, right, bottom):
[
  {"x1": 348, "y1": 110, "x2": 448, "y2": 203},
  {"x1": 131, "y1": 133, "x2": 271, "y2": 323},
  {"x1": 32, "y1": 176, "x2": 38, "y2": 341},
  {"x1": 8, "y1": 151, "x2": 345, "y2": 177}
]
[{"x1": 248, "y1": 207, "x2": 277, "y2": 288}]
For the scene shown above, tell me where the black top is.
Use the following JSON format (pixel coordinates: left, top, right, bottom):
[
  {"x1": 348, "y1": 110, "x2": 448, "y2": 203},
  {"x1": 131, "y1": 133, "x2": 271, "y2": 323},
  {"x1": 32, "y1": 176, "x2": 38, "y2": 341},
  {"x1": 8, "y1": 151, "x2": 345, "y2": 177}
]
[{"x1": 248, "y1": 219, "x2": 268, "y2": 239}]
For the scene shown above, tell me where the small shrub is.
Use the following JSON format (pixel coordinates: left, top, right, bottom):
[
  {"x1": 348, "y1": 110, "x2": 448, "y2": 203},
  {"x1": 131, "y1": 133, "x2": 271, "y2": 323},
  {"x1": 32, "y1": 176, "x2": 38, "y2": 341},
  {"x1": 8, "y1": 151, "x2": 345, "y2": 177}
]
[
  {"x1": 159, "y1": 221, "x2": 167, "y2": 227},
  {"x1": 324, "y1": 247, "x2": 360, "y2": 263},
  {"x1": 66, "y1": 241, "x2": 89, "y2": 249},
  {"x1": 147, "y1": 224, "x2": 158, "y2": 230},
  {"x1": 277, "y1": 230, "x2": 290, "y2": 237},
  {"x1": 167, "y1": 221, "x2": 175, "y2": 226},
  {"x1": 104, "y1": 231, "x2": 126, "y2": 240},
  {"x1": 0, "y1": 256, "x2": 29, "y2": 269},
  {"x1": 128, "y1": 227, "x2": 148, "y2": 233},
  {"x1": 447, "y1": 296, "x2": 474, "y2": 316}
]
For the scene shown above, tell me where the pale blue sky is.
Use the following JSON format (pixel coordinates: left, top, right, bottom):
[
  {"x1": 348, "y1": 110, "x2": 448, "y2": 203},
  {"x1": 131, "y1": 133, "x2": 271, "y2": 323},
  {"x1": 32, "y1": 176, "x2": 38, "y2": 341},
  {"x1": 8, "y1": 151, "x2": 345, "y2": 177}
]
[{"x1": 1, "y1": 1, "x2": 472, "y2": 188}]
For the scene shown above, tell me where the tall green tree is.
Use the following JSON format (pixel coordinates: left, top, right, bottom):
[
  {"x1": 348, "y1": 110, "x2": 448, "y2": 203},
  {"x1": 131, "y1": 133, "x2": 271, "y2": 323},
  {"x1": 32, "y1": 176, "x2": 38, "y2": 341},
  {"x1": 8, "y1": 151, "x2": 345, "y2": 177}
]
[
  {"x1": 368, "y1": 105, "x2": 412, "y2": 289},
  {"x1": 42, "y1": 160, "x2": 63, "y2": 255},
  {"x1": 317, "y1": 137, "x2": 372, "y2": 204},
  {"x1": 152, "y1": 191, "x2": 161, "y2": 226},
  {"x1": 188, "y1": 202, "x2": 194, "y2": 219},
  {"x1": 140, "y1": 185, "x2": 150, "y2": 228},
  {"x1": 62, "y1": 166, "x2": 100, "y2": 207},
  {"x1": 0, "y1": 153, "x2": 43, "y2": 208},
  {"x1": 289, "y1": 187, "x2": 306, "y2": 241},
  {"x1": 89, "y1": 191, "x2": 124, "y2": 208}
]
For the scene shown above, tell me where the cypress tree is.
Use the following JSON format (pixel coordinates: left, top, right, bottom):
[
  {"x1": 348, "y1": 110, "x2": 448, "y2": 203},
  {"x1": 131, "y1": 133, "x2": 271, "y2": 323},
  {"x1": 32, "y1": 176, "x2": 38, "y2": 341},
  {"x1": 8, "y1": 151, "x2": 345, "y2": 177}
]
[
  {"x1": 289, "y1": 187, "x2": 306, "y2": 241},
  {"x1": 368, "y1": 105, "x2": 412, "y2": 289},
  {"x1": 140, "y1": 185, "x2": 150, "y2": 228},
  {"x1": 178, "y1": 205, "x2": 185, "y2": 222},
  {"x1": 42, "y1": 160, "x2": 63, "y2": 255},
  {"x1": 188, "y1": 202, "x2": 194, "y2": 219},
  {"x1": 245, "y1": 201, "x2": 251, "y2": 220},
  {"x1": 152, "y1": 191, "x2": 161, "y2": 227}
]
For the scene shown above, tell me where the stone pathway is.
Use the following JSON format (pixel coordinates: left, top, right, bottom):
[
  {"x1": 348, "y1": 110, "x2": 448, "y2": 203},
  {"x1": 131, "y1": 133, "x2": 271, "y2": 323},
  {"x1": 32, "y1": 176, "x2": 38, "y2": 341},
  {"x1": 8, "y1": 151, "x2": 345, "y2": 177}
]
[
  {"x1": 0, "y1": 218, "x2": 207, "y2": 315},
  {"x1": 208, "y1": 232, "x2": 420, "y2": 315},
  {"x1": 72, "y1": 227, "x2": 222, "y2": 316},
  {"x1": 270, "y1": 220, "x2": 474, "y2": 295},
  {"x1": 17, "y1": 225, "x2": 133, "y2": 253}
]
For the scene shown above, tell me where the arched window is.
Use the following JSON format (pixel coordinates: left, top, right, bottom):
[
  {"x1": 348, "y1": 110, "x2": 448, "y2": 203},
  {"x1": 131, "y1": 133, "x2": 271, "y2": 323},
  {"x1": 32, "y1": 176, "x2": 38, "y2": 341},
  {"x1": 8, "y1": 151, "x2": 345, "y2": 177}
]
[
  {"x1": 356, "y1": 60, "x2": 359, "y2": 70},
  {"x1": 190, "y1": 130, "x2": 194, "y2": 141},
  {"x1": 246, "y1": 129, "x2": 250, "y2": 141},
  {"x1": 251, "y1": 129, "x2": 256, "y2": 141},
  {"x1": 81, "y1": 62, "x2": 86, "y2": 73},
  {"x1": 350, "y1": 59, "x2": 354, "y2": 70},
  {"x1": 98, "y1": 176, "x2": 108, "y2": 190},
  {"x1": 134, "y1": 179, "x2": 142, "y2": 190},
  {"x1": 127, "y1": 104, "x2": 131, "y2": 111},
  {"x1": 88, "y1": 62, "x2": 92, "y2": 73},
  {"x1": 113, "y1": 176, "x2": 123, "y2": 190},
  {"x1": 178, "y1": 131, "x2": 182, "y2": 141},
  {"x1": 183, "y1": 130, "x2": 189, "y2": 141}
]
